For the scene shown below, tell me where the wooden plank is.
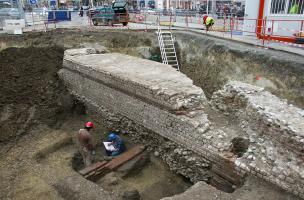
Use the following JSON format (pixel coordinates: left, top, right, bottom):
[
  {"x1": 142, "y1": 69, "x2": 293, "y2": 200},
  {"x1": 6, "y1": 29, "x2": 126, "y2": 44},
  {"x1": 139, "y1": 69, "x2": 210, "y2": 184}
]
[
  {"x1": 79, "y1": 161, "x2": 108, "y2": 176},
  {"x1": 79, "y1": 145, "x2": 145, "y2": 178},
  {"x1": 105, "y1": 145, "x2": 145, "y2": 170}
]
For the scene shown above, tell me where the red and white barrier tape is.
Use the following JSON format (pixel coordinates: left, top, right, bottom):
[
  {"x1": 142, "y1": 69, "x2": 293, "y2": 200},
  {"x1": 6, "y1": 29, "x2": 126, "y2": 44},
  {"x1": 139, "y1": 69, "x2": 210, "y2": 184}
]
[{"x1": 273, "y1": 40, "x2": 304, "y2": 48}]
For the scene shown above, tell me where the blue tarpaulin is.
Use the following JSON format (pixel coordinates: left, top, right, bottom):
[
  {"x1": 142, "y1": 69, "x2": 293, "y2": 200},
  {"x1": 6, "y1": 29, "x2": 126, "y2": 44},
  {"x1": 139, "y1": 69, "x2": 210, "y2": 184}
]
[
  {"x1": 48, "y1": 10, "x2": 71, "y2": 21},
  {"x1": 49, "y1": 0, "x2": 56, "y2": 6}
]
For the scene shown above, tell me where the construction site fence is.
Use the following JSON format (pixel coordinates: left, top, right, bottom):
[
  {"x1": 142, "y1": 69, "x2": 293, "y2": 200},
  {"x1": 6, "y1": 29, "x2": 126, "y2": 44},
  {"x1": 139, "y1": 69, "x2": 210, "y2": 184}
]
[
  {"x1": 84, "y1": 12, "x2": 304, "y2": 48},
  {"x1": 8, "y1": 10, "x2": 303, "y2": 49},
  {"x1": 127, "y1": 13, "x2": 304, "y2": 48},
  {"x1": 21, "y1": 10, "x2": 74, "y2": 32},
  {"x1": 128, "y1": 10, "x2": 244, "y2": 18}
]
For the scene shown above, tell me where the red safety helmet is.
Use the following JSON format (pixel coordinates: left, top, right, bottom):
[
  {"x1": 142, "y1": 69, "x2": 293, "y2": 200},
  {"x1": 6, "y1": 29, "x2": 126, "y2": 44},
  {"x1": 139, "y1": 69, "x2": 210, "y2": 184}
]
[
  {"x1": 203, "y1": 15, "x2": 208, "y2": 22},
  {"x1": 85, "y1": 122, "x2": 94, "y2": 128}
]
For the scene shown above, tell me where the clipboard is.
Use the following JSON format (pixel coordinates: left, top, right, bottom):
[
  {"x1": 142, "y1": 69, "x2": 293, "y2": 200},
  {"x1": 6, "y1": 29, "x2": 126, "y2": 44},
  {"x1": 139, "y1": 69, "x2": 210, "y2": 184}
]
[{"x1": 103, "y1": 142, "x2": 116, "y2": 151}]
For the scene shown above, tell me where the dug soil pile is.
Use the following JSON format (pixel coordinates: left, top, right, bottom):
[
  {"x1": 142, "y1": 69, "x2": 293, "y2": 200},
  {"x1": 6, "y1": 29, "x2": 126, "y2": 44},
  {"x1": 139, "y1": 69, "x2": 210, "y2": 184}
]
[{"x1": 0, "y1": 47, "x2": 75, "y2": 141}]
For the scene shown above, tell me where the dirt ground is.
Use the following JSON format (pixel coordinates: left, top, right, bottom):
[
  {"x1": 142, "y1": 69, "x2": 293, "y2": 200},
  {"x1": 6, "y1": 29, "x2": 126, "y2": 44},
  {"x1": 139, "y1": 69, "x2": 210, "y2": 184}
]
[
  {"x1": 0, "y1": 121, "x2": 191, "y2": 200},
  {"x1": 0, "y1": 115, "x2": 99, "y2": 200},
  {"x1": 95, "y1": 155, "x2": 191, "y2": 200}
]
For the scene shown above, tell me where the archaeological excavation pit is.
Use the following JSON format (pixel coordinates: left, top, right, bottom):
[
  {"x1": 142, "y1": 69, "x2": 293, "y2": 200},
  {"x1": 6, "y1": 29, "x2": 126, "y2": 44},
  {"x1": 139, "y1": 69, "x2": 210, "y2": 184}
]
[
  {"x1": 72, "y1": 143, "x2": 192, "y2": 200},
  {"x1": 0, "y1": 45, "x2": 191, "y2": 200},
  {"x1": 1, "y1": 30, "x2": 304, "y2": 200}
]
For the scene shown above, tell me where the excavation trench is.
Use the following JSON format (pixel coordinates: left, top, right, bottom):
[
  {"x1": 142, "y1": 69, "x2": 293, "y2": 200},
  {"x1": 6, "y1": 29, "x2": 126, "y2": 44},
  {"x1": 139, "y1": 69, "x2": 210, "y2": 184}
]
[
  {"x1": 0, "y1": 30, "x2": 303, "y2": 200},
  {"x1": 71, "y1": 137, "x2": 192, "y2": 200},
  {"x1": 0, "y1": 45, "x2": 192, "y2": 200}
]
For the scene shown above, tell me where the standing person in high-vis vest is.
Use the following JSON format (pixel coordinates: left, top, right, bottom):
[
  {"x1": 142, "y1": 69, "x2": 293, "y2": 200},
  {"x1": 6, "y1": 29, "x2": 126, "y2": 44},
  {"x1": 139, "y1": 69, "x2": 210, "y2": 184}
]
[
  {"x1": 203, "y1": 15, "x2": 215, "y2": 31},
  {"x1": 289, "y1": 0, "x2": 300, "y2": 14}
]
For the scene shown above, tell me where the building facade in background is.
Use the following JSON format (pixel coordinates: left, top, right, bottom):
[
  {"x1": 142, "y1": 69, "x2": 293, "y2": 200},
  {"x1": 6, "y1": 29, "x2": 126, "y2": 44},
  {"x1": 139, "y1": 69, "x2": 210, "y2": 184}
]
[
  {"x1": 129, "y1": 0, "x2": 245, "y2": 11},
  {"x1": 161, "y1": 0, "x2": 245, "y2": 11},
  {"x1": 244, "y1": 0, "x2": 304, "y2": 41}
]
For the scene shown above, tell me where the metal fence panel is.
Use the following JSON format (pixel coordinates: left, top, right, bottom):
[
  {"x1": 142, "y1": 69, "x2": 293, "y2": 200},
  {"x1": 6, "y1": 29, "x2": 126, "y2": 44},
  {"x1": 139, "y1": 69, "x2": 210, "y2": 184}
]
[{"x1": 270, "y1": 0, "x2": 304, "y2": 15}]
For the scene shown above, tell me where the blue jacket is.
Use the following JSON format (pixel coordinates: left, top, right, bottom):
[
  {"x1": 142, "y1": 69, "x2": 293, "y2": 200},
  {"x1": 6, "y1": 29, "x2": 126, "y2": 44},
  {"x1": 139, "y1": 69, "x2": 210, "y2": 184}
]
[{"x1": 108, "y1": 135, "x2": 126, "y2": 154}]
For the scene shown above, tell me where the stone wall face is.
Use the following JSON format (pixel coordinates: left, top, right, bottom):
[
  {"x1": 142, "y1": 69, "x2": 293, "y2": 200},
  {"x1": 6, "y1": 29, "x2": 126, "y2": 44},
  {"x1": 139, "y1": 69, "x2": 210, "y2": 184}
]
[
  {"x1": 211, "y1": 81, "x2": 304, "y2": 198},
  {"x1": 59, "y1": 49, "x2": 304, "y2": 198},
  {"x1": 60, "y1": 68, "x2": 210, "y2": 146},
  {"x1": 86, "y1": 103, "x2": 213, "y2": 184},
  {"x1": 212, "y1": 81, "x2": 304, "y2": 154}
]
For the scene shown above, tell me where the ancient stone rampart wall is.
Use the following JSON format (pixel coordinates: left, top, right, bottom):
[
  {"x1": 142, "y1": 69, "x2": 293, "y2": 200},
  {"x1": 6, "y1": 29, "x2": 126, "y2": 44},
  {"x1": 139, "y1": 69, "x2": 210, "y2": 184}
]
[{"x1": 59, "y1": 49, "x2": 304, "y2": 198}]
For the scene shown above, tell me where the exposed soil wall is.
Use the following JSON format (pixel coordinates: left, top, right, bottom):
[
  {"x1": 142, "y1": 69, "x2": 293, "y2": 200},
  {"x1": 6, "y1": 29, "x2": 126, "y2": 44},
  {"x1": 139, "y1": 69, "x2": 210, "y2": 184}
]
[
  {"x1": 0, "y1": 47, "x2": 76, "y2": 141},
  {"x1": 0, "y1": 29, "x2": 160, "y2": 60},
  {"x1": 175, "y1": 31, "x2": 304, "y2": 108}
]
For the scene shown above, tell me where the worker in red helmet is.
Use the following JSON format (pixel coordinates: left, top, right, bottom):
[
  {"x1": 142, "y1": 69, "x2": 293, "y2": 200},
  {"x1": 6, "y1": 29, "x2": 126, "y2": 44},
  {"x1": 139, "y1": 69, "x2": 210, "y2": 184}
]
[
  {"x1": 203, "y1": 15, "x2": 215, "y2": 31},
  {"x1": 77, "y1": 121, "x2": 95, "y2": 167}
]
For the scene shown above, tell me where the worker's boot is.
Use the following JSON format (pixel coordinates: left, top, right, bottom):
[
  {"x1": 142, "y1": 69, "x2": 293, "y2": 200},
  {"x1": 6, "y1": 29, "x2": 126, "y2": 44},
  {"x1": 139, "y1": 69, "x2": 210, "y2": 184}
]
[{"x1": 103, "y1": 156, "x2": 113, "y2": 161}]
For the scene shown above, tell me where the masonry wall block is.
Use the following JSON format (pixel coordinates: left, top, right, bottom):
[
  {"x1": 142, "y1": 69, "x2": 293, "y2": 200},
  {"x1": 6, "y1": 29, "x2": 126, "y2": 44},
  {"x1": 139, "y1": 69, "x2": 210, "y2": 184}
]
[{"x1": 59, "y1": 49, "x2": 304, "y2": 198}]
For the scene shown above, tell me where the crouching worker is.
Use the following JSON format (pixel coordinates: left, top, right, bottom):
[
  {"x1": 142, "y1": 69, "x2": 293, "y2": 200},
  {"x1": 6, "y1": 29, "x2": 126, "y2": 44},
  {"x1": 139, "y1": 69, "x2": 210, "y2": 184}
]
[
  {"x1": 105, "y1": 133, "x2": 126, "y2": 157},
  {"x1": 203, "y1": 15, "x2": 215, "y2": 31},
  {"x1": 294, "y1": 31, "x2": 304, "y2": 44},
  {"x1": 77, "y1": 122, "x2": 95, "y2": 167}
]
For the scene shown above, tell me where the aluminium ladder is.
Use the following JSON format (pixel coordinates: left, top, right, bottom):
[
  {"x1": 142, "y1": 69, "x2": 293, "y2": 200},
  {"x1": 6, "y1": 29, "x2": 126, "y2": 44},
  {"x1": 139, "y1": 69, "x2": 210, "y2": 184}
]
[{"x1": 156, "y1": 27, "x2": 180, "y2": 71}]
